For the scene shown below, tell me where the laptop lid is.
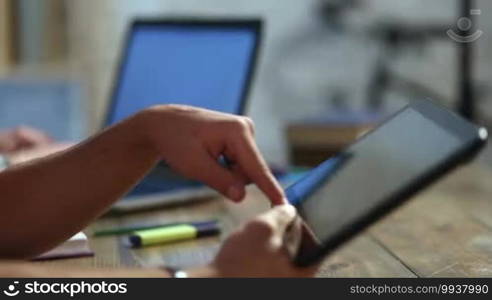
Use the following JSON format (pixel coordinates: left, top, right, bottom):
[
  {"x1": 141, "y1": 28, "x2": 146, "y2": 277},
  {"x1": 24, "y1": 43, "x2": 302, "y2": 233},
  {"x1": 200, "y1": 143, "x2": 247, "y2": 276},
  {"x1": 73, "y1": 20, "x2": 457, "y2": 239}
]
[
  {"x1": 105, "y1": 18, "x2": 262, "y2": 126},
  {"x1": 104, "y1": 18, "x2": 262, "y2": 203}
]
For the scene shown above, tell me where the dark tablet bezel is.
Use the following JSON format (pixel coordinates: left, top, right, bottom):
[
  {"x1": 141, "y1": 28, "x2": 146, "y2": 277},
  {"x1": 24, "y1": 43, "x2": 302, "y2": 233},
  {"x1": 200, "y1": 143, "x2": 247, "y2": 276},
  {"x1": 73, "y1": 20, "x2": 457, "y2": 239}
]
[
  {"x1": 103, "y1": 17, "x2": 263, "y2": 127},
  {"x1": 293, "y1": 99, "x2": 488, "y2": 266}
]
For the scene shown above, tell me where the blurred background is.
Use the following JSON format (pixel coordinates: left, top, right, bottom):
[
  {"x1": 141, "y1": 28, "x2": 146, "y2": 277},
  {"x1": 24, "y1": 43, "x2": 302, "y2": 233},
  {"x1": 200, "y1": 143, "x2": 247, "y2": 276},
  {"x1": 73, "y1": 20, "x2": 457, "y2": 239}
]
[{"x1": 0, "y1": 0, "x2": 491, "y2": 168}]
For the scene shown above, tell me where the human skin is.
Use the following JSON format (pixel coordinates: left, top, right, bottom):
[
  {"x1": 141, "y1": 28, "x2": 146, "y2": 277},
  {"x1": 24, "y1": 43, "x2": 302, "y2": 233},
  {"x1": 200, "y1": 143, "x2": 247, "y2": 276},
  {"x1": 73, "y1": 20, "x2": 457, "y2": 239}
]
[{"x1": 0, "y1": 105, "x2": 316, "y2": 277}]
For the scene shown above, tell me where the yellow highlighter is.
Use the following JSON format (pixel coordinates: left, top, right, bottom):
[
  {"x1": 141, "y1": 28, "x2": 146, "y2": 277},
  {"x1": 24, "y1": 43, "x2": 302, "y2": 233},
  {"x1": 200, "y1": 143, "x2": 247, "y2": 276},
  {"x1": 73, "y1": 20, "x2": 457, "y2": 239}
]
[{"x1": 128, "y1": 221, "x2": 220, "y2": 248}]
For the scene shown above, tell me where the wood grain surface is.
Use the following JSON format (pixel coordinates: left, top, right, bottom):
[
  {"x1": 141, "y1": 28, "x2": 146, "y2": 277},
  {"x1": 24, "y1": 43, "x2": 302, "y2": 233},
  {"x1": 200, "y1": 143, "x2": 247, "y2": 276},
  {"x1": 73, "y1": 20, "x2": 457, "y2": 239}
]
[{"x1": 36, "y1": 165, "x2": 492, "y2": 277}]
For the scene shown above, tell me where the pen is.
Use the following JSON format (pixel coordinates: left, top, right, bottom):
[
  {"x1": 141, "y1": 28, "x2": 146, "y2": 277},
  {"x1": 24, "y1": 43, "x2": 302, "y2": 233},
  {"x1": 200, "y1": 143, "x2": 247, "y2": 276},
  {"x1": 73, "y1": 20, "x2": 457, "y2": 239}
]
[
  {"x1": 128, "y1": 221, "x2": 220, "y2": 248},
  {"x1": 93, "y1": 220, "x2": 218, "y2": 237}
]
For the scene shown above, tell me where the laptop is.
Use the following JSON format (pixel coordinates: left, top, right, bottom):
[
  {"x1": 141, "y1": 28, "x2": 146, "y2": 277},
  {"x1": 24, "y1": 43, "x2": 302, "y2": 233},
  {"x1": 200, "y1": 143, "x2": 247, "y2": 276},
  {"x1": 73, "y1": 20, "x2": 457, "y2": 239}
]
[{"x1": 105, "y1": 18, "x2": 263, "y2": 212}]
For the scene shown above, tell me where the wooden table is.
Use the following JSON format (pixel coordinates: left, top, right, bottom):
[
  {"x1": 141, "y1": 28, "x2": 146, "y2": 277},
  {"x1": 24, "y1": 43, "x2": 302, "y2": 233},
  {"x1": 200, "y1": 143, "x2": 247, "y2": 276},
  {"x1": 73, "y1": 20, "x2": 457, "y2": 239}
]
[{"x1": 38, "y1": 164, "x2": 492, "y2": 277}]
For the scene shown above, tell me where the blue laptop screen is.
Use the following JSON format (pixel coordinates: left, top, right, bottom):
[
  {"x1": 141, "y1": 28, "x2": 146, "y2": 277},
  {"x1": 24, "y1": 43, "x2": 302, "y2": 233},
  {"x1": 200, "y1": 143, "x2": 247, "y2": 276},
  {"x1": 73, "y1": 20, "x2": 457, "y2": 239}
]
[{"x1": 106, "y1": 23, "x2": 257, "y2": 125}]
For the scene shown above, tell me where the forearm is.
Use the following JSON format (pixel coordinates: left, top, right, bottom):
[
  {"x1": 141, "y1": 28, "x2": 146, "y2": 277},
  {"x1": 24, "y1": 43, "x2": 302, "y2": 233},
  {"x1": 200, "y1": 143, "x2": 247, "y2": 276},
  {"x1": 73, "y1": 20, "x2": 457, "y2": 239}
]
[{"x1": 0, "y1": 112, "x2": 160, "y2": 258}]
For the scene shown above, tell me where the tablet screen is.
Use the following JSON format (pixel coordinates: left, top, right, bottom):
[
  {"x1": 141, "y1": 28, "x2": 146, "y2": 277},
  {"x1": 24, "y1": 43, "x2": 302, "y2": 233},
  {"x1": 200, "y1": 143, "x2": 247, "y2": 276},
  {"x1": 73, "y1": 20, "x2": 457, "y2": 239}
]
[{"x1": 286, "y1": 107, "x2": 462, "y2": 244}]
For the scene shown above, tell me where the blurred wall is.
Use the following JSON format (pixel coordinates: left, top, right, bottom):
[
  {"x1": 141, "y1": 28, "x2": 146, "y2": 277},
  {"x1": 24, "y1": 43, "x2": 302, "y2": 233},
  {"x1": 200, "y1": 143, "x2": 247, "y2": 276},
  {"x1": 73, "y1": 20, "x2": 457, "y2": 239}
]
[
  {"x1": 17, "y1": 0, "x2": 66, "y2": 64},
  {"x1": 66, "y1": 0, "x2": 492, "y2": 165},
  {"x1": 0, "y1": 0, "x2": 14, "y2": 75}
]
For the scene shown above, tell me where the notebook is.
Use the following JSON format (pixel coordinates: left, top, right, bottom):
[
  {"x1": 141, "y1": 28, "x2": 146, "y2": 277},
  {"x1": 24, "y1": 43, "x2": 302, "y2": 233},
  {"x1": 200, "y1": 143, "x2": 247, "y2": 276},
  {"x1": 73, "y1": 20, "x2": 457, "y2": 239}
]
[
  {"x1": 105, "y1": 19, "x2": 262, "y2": 211},
  {"x1": 34, "y1": 232, "x2": 94, "y2": 260}
]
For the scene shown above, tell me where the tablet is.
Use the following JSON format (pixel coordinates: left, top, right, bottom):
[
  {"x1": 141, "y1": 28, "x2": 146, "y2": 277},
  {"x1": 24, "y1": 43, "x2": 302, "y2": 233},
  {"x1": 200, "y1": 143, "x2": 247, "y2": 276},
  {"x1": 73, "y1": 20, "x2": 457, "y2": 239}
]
[{"x1": 286, "y1": 99, "x2": 488, "y2": 266}]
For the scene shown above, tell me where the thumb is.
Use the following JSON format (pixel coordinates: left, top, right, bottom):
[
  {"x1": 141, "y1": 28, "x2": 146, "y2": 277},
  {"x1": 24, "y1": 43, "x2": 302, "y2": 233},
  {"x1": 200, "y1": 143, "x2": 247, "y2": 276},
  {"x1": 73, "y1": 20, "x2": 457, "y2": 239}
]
[
  {"x1": 260, "y1": 204, "x2": 297, "y2": 235},
  {"x1": 192, "y1": 150, "x2": 246, "y2": 202}
]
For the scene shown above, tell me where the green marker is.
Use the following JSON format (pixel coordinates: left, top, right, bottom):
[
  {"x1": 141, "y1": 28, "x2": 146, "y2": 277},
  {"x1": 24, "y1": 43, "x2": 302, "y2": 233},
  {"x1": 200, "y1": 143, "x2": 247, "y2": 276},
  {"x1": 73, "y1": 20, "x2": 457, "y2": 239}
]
[{"x1": 129, "y1": 221, "x2": 220, "y2": 247}]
